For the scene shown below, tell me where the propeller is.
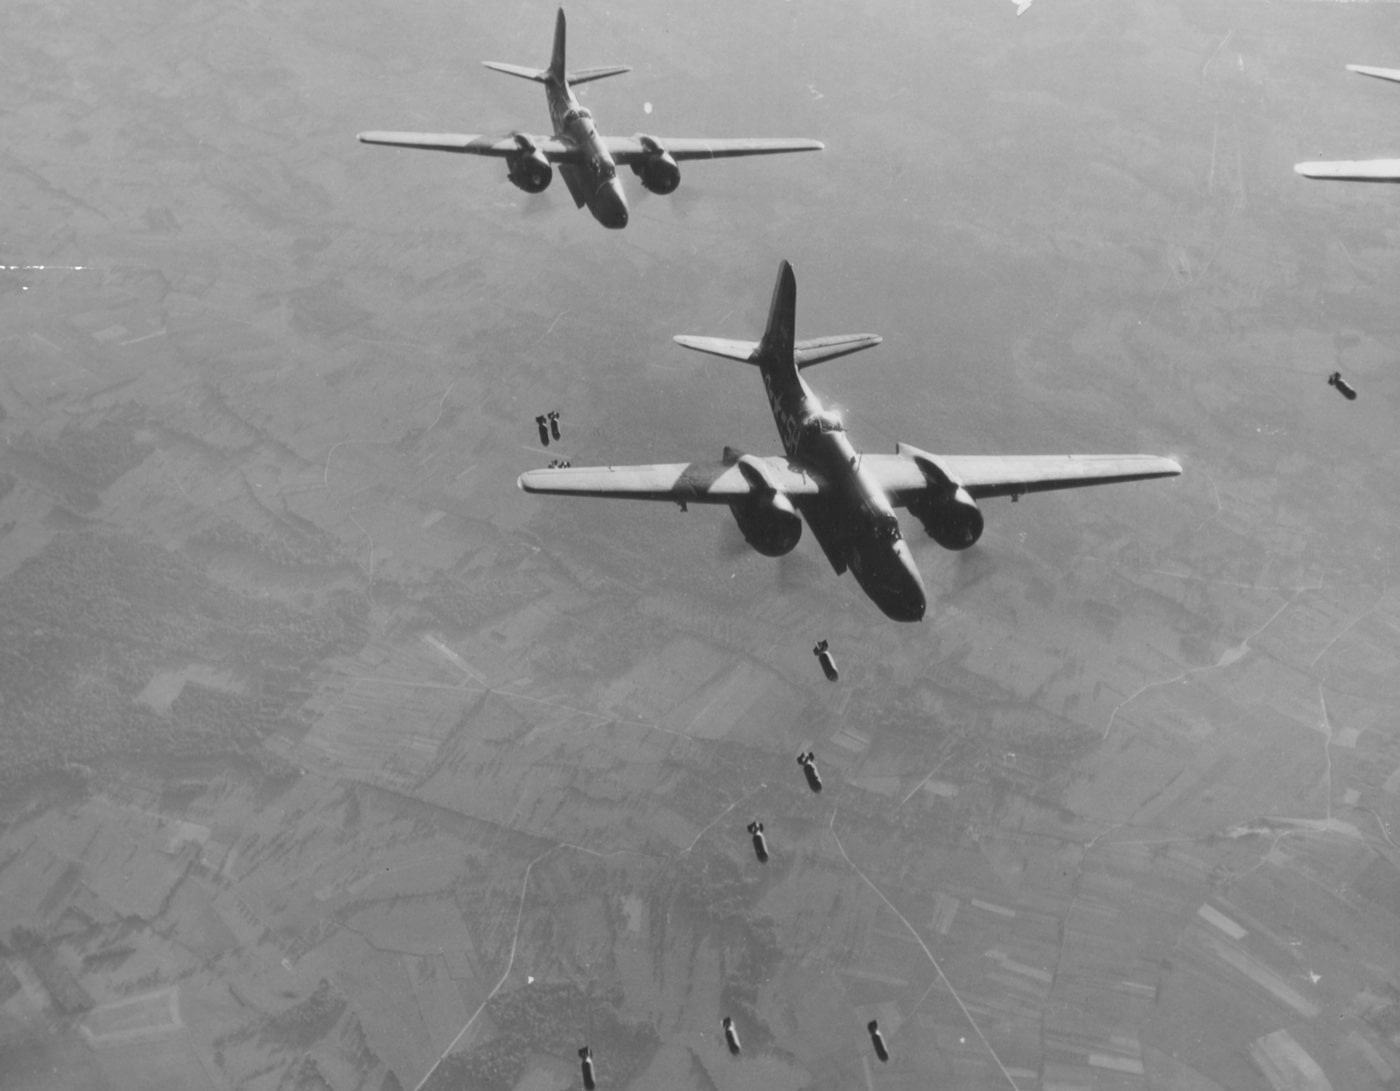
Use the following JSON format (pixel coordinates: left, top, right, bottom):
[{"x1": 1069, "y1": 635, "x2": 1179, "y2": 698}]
[
  {"x1": 717, "y1": 518, "x2": 749, "y2": 559},
  {"x1": 946, "y1": 545, "x2": 995, "y2": 596},
  {"x1": 632, "y1": 181, "x2": 705, "y2": 220},
  {"x1": 776, "y1": 549, "x2": 821, "y2": 592},
  {"x1": 517, "y1": 191, "x2": 556, "y2": 218},
  {"x1": 667, "y1": 183, "x2": 704, "y2": 219}
]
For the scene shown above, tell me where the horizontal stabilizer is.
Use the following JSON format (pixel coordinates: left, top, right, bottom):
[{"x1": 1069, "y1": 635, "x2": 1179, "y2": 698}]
[
  {"x1": 671, "y1": 333, "x2": 883, "y2": 369},
  {"x1": 1295, "y1": 159, "x2": 1400, "y2": 182},
  {"x1": 567, "y1": 65, "x2": 631, "y2": 85},
  {"x1": 673, "y1": 336, "x2": 761, "y2": 363},
  {"x1": 794, "y1": 334, "x2": 882, "y2": 369},
  {"x1": 1347, "y1": 64, "x2": 1400, "y2": 85},
  {"x1": 482, "y1": 61, "x2": 551, "y2": 82}
]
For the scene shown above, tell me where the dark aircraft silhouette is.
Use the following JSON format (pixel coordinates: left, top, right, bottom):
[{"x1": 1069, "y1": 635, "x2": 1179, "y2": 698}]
[
  {"x1": 358, "y1": 8, "x2": 823, "y2": 229},
  {"x1": 517, "y1": 262, "x2": 1181, "y2": 621},
  {"x1": 1296, "y1": 65, "x2": 1400, "y2": 182}
]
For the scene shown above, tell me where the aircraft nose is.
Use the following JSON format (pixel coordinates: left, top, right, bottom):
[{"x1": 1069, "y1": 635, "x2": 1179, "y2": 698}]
[
  {"x1": 598, "y1": 179, "x2": 628, "y2": 228},
  {"x1": 887, "y1": 586, "x2": 926, "y2": 623},
  {"x1": 886, "y1": 542, "x2": 927, "y2": 622}
]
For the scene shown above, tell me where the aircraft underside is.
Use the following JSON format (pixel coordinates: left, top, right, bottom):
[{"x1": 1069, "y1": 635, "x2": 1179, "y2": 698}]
[{"x1": 797, "y1": 497, "x2": 927, "y2": 622}]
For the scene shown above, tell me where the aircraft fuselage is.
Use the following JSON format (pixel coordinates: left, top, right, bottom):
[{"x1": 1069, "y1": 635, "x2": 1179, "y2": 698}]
[
  {"x1": 763, "y1": 367, "x2": 927, "y2": 622},
  {"x1": 545, "y1": 80, "x2": 629, "y2": 228}
]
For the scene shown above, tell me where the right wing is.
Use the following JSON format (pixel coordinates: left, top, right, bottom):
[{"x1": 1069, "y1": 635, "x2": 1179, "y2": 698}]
[
  {"x1": 357, "y1": 131, "x2": 580, "y2": 161},
  {"x1": 936, "y1": 452, "x2": 1182, "y2": 498},
  {"x1": 863, "y1": 446, "x2": 1182, "y2": 504},
  {"x1": 605, "y1": 136, "x2": 824, "y2": 163},
  {"x1": 1295, "y1": 159, "x2": 1400, "y2": 182},
  {"x1": 518, "y1": 458, "x2": 823, "y2": 503}
]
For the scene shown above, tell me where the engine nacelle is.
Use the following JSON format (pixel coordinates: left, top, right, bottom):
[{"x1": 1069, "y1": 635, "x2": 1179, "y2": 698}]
[
  {"x1": 629, "y1": 136, "x2": 681, "y2": 194},
  {"x1": 730, "y1": 492, "x2": 802, "y2": 557},
  {"x1": 506, "y1": 143, "x2": 552, "y2": 193},
  {"x1": 634, "y1": 152, "x2": 680, "y2": 194},
  {"x1": 908, "y1": 485, "x2": 983, "y2": 551}
]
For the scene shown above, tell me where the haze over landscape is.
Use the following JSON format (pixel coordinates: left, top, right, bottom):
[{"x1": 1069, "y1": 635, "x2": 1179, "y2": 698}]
[{"x1": 3, "y1": 0, "x2": 1400, "y2": 1089}]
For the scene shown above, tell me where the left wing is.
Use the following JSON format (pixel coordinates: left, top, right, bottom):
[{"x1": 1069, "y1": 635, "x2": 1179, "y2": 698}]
[
  {"x1": 1295, "y1": 159, "x2": 1400, "y2": 182},
  {"x1": 518, "y1": 458, "x2": 824, "y2": 503},
  {"x1": 605, "y1": 136, "x2": 824, "y2": 163},
  {"x1": 358, "y1": 131, "x2": 581, "y2": 161},
  {"x1": 1347, "y1": 64, "x2": 1400, "y2": 85},
  {"x1": 862, "y1": 446, "x2": 1181, "y2": 504}
]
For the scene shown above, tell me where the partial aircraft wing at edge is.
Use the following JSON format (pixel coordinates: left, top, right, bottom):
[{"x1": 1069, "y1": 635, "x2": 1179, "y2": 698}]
[
  {"x1": 1294, "y1": 159, "x2": 1400, "y2": 182},
  {"x1": 1347, "y1": 64, "x2": 1400, "y2": 85},
  {"x1": 861, "y1": 451, "x2": 1182, "y2": 504},
  {"x1": 518, "y1": 459, "x2": 823, "y2": 503},
  {"x1": 1293, "y1": 66, "x2": 1400, "y2": 182},
  {"x1": 358, "y1": 131, "x2": 579, "y2": 160},
  {"x1": 605, "y1": 136, "x2": 824, "y2": 163}
]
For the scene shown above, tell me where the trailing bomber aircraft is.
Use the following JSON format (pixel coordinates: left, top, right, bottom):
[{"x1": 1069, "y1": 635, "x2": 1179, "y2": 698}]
[
  {"x1": 517, "y1": 262, "x2": 1182, "y2": 622},
  {"x1": 1296, "y1": 65, "x2": 1400, "y2": 183},
  {"x1": 358, "y1": 8, "x2": 823, "y2": 229}
]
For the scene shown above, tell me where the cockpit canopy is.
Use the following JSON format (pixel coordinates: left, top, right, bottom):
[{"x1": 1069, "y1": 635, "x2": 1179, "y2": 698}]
[
  {"x1": 869, "y1": 509, "x2": 901, "y2": 541},
  {"x1": 802, "y1": 410, "x2": 844, "y2": 435}
]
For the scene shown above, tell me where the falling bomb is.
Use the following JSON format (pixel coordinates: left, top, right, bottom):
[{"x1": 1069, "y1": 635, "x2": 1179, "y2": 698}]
[
  {"x1": 746, "y1": 820, "x2": 768, "y2": 863},
  {"x1": 722, "y1": 1016, "x2": 742, "y2": 1055}
]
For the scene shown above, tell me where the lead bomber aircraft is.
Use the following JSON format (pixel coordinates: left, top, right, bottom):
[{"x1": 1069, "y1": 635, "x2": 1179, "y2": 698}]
[
  {"x1": 518, "y1": 262, "x2": 1183, "y2": 622},
  {"x1": 358, "y1": 8, "x2": 823, "y2": 229}
]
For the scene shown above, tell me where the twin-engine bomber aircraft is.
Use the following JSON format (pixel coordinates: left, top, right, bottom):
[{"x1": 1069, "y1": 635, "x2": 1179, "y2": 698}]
[
  {"x1": 1296, "y1": 65, "x2": 1400, "y2": 183},
  {"x1": 518, "y1": 262, "x2": 1182, "y2": 622},
  {"x1": 358, "y1": 8, "x2": 824, "y2": 229}
]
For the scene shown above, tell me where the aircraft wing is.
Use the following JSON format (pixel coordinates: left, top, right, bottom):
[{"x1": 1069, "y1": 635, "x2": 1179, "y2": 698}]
[
  {"x1": 357, "y1": 131, "x2": 581, "y2": 161},
  {"x1": 604, "y1": 136, "x2": 824, "y2": 163},
  {"x1": 518, "y1": 458, "x2": 823, "y2": 503},
  {"x1": 1347, "y1": 64, "x2": 1400, "y2": 85},
  {"x1": 862, "y1": 449, "x2": 1182, "y2": 505},
  {"x1": 1295, "y1": 159, "x2": 1400, "y2": 182}
]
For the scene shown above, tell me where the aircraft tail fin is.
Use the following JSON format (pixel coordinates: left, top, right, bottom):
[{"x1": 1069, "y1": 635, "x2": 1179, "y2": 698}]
[
  {"x1": 480, "y1": 8, "x2": 573, "y2": 84},
  {"x1": 549, "y1": 7, "x2": 567, "y2": 83},
  {"x1": 549, "y1": 7, "x2": 630, "y2": 85},
  {"x1": 756, "y1": 260, "x2": 797, "y2": 365}
]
